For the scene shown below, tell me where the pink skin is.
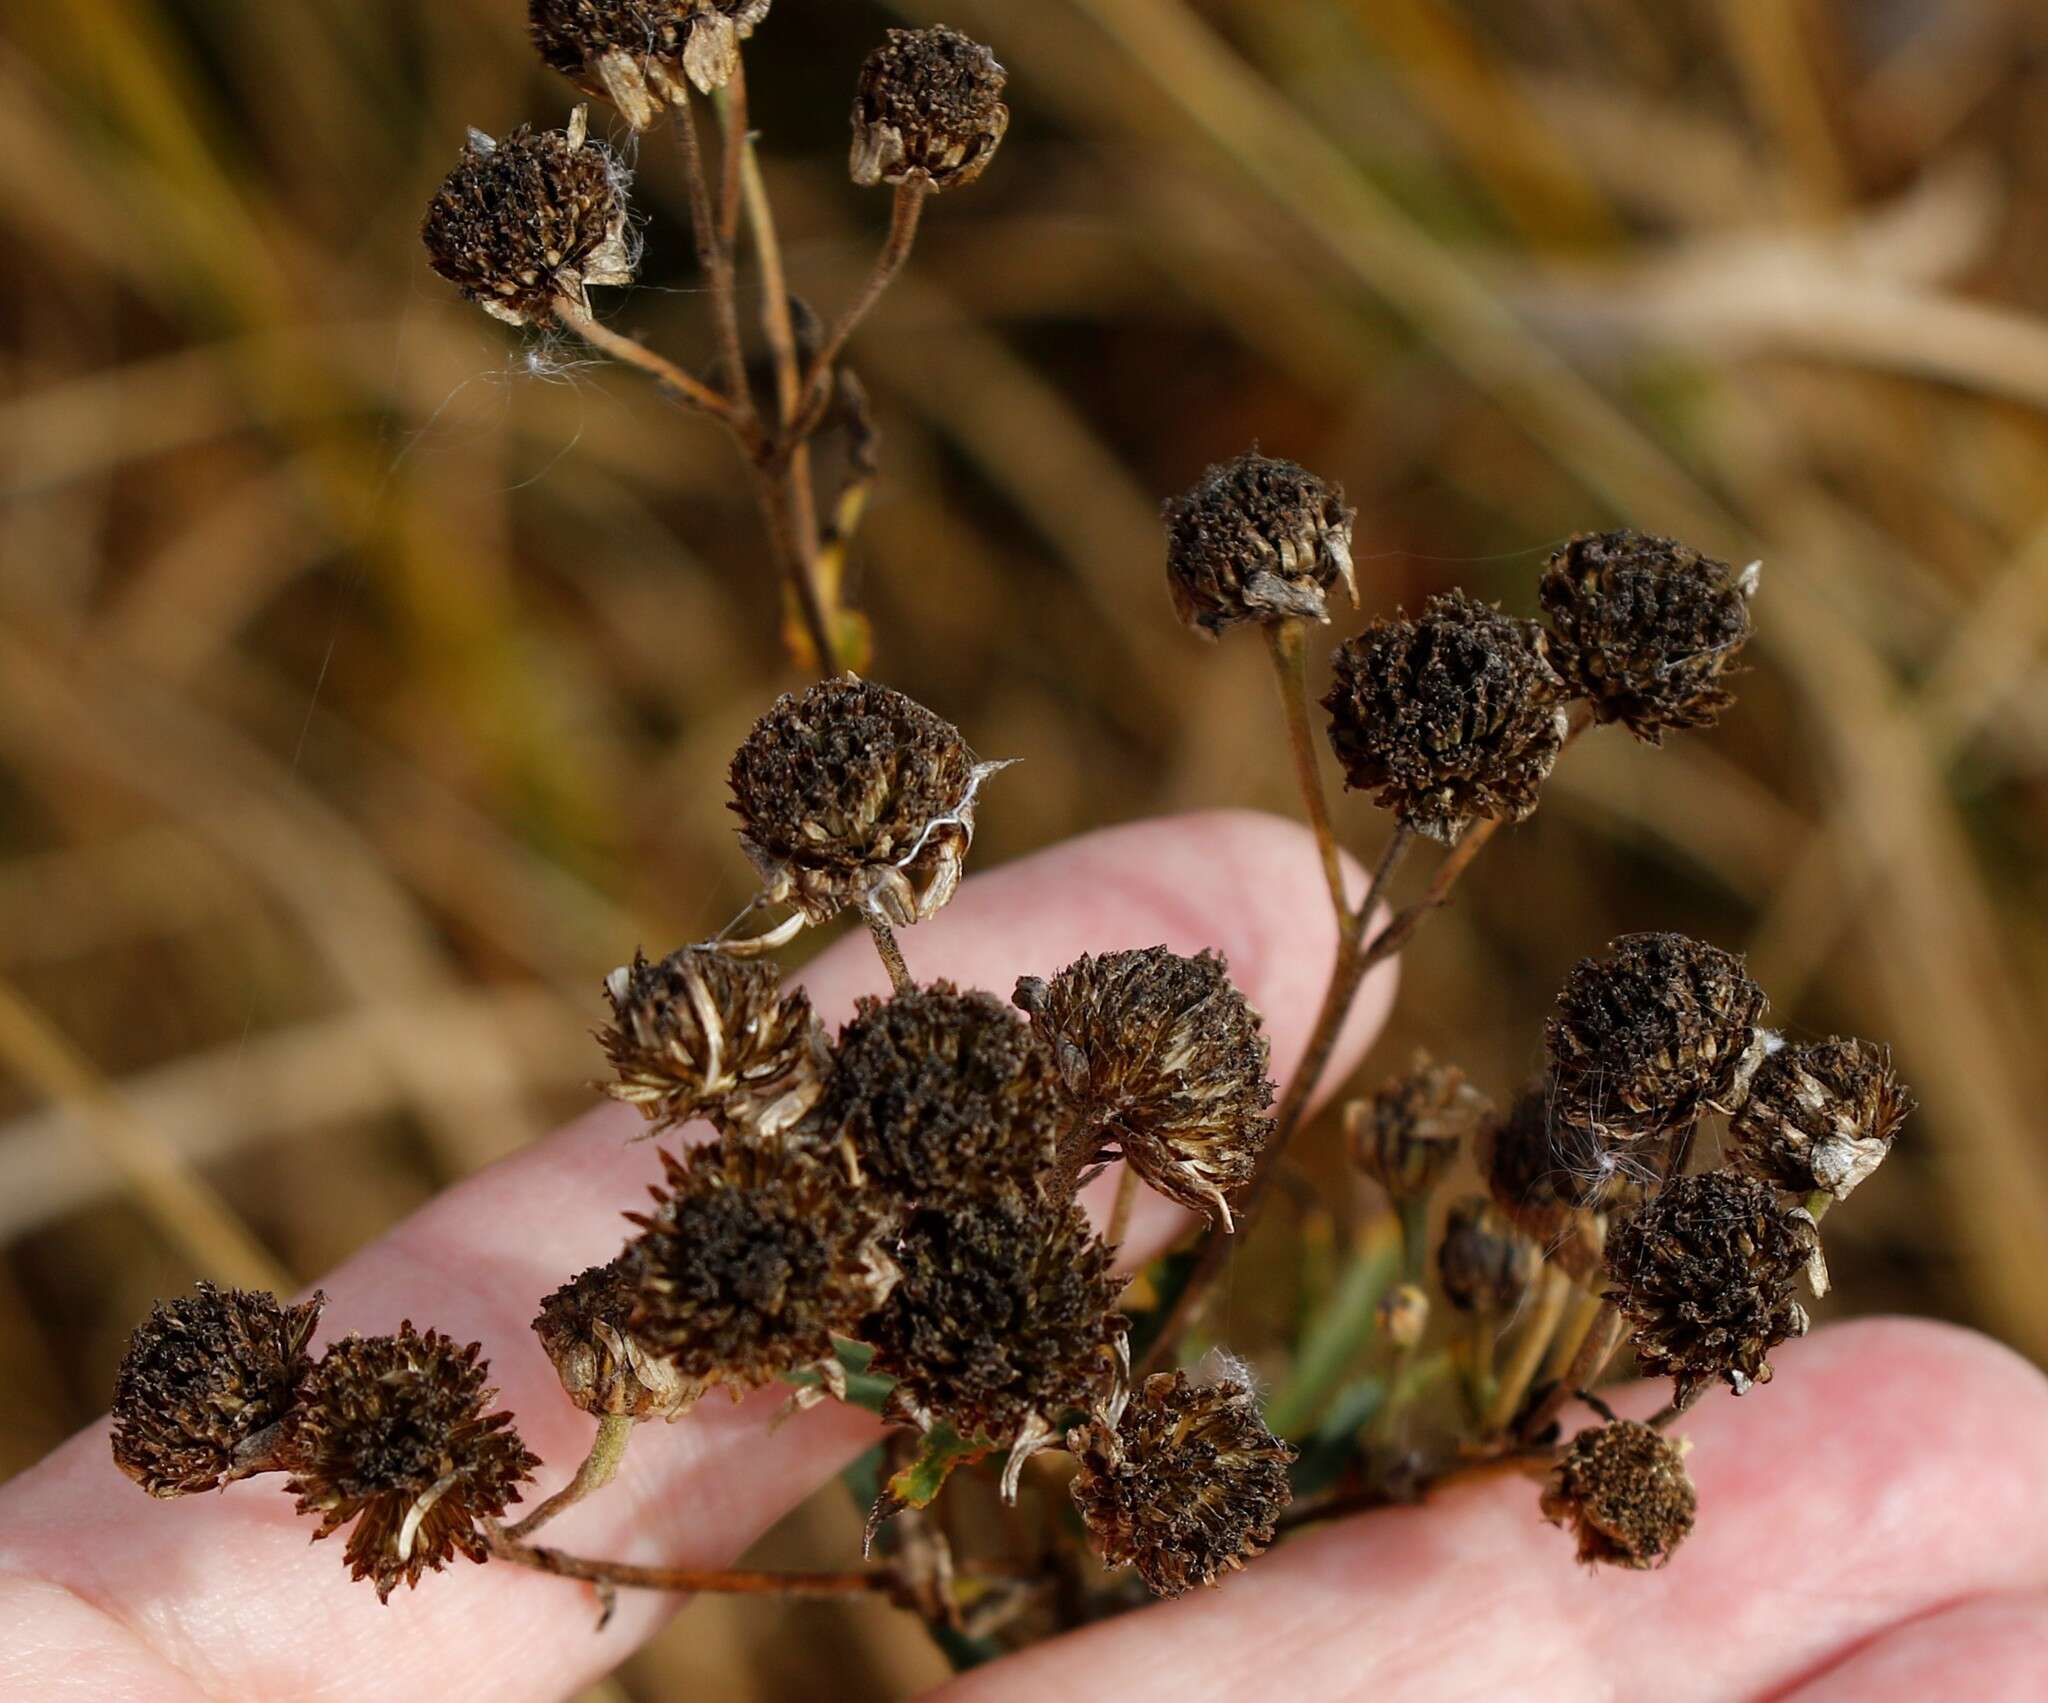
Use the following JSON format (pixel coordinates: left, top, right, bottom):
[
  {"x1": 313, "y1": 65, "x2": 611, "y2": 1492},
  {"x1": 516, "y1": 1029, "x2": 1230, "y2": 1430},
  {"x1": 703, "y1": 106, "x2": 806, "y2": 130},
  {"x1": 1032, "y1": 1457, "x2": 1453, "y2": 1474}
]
[{"x1": 0, "y1": 812, "x2": 2041, "y2": 1700}]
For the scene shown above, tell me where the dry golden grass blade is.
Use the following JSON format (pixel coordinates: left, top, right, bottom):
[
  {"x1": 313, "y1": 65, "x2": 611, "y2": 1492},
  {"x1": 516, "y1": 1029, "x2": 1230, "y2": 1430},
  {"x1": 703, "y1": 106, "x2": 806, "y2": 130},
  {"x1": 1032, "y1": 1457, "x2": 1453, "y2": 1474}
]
[
  {"x1": 1714, "y1": 0, "x2": 1853, "y2": 212},
  {"x1": 0, "y1": 976, "x2": 288, "y2": 1292}
]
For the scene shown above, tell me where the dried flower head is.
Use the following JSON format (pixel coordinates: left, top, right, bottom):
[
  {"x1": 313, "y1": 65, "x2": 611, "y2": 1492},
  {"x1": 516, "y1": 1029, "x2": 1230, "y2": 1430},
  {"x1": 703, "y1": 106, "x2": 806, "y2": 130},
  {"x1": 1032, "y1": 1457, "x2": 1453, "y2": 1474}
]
[
  {"x1": 1068, "y1": 1370, "x2": 1294, "y2": 1597},
  {"x1": 1323, "y1": 590, "x2": 1568, "y2": 844},
  {"x1": 529, "y1": 0, "x2": 770, "y2": 125},
  {"x1": 111, "y1": 1284, "x2": 324, "y2": 1498},
  {"x1": 1437, "y1": 1195, "x2": 1539, "y2": 1314},
  {"x1": 865, "y1": 1197, "x2": 1125, "y2": 1496},
  {"x1": 598, "y1": 946, "x2": 827, "y2": 1139},
  {"x1": 850, "y1": 26, "x2": 1009, "y2": 192},
  {"x1": 1539, "y1": 530, "x2": 1757, "y2": 744},
  {"x1": 1013, "y1": 947, "x2": 1275, "y2": 1230},
  {"x1": 1547, "y1": 932, "x2": 1770, "y2": 1142},
  {"x1": 421, "y1": 108, "x2": 634, "y2": 327},
  {"x1": 1376, "y1": 1282, "x2": 1430, "y2": 1351},
  {"x1": 283, "y1": 1325, "x2": 538, "y2": 1602},
  {"x1": 1605, "y1": 1171, "x2": 1821, "y2": 1403},
  {"x1": 1475, "y1": 1082, "x2": 1618, "y2": 1279},
  {"x1": 1346, "y1": 1052, "x2": 1488, "y2": 1203},
  {"x1": 1542, "y1": 1419, "x2": 1697, "y2": 1568},
  {"x1": 1730, "y1": 1037, "x2": 1912, "y2": 1201},
  {"x1": 626, "y1": 1141, "x2": 898, "y2": 1400},
  {"x1": 533, "y1": 1256, "x2": 695, "y2": 1421},
  {"x1": 818, "y1": 982, "x2": 1064, "y2": 1206},
  {"x1": 727, "y1": 677, "x2": 1001, "y2": 934},
  {"x1": 1162, "y1": 453, "x2": 1357, "y2": 636}
]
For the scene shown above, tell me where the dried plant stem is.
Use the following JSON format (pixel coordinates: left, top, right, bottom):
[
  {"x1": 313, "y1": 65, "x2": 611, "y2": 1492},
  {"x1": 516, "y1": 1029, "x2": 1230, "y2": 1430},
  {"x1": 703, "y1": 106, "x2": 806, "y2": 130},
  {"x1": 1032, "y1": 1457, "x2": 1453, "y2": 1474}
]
[
  {"x1": 1517, "y1": 1301, "x2": 1626, "y2": 1442},
  {"x1": 1264, "y1": 619, "x2": 1348, "y2": 922},
  {"x1": 489, "y1": 1534, "x2": 907, "y2": 1601},
  {"x1": 795, "y1": 181, "x2": 929, "y2": 436},
  {"x1": 671, "y1": 92, "x2": 752, "y2": 420},
  {"x1": 1484, "y1": 1264, "x2": 1572, "y2": 1436},
  {"x1": 1106, "y1": 1164, "x2": 1141, "y2": 1249},
  {"x1": 1543, "y1": 1282, "x2": 1608, "y2": 1384},
  {"x1": 1453, "y1": 1307, "x2": 1500, "y2": 1423},
  {"x1": 865, "y1": 912, "x2": 915, "y2": 994},
  {"x1": 1279, "y1": 1445, "x2": 1551, "y2": 1533},
  {"x1": 550, "y1": 298, "x2": 748, "y2": 437},
  {"x1": 502, "y1": 1413, "x2": 634, "y2": 1542}
]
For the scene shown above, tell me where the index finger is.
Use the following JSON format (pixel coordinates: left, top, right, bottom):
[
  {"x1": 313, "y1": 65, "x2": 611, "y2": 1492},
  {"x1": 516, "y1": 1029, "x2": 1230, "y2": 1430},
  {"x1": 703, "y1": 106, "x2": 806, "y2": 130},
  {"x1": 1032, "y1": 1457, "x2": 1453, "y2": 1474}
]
[{"x1": 0, "y1": 808, "x2": 1397, "y2": 1702}]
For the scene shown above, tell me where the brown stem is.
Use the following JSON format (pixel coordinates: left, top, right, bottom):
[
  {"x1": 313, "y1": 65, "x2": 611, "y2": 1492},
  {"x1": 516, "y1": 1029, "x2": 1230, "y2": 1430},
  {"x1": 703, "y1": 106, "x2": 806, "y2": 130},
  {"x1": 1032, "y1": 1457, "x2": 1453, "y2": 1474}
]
[
  {"x1": 671, "y1": 93, "x2": 753, "y2": 423},
  {"x1": 490, "y1": 1533, "x2": 905, "y2": 1601},
  {"x1": 1484, "y1": 1265, "x2": 1573, "y2": 1437},
  {"x1": 793, "y1": 182, "x2": 929, "y2": 438},
  {"x1": 715, "y1": 62, "x2": 748, "y2": 250},
  {"x1": 1278, "y1": 1447, "x2": 1551, "y2": 1533},
  {"x1": 551, "y1": 298, "x2": 748, "y2": 437},
  {"x1": 1517, "y1": 1301, "x2": 1626, "y2": 1442},
  {"x1": 1106, "y1": 1164, "x2": 1141, "y2": 1250},
  {"x1": 865, "y1": 912, "x2": 915, "y2": 994},
  {"x1": 1265, "y1": 619, "x2": 1348, "y2": 922},
  {"x1": 502, "y1": 1413, "x2": 633, "y2": 1543}
]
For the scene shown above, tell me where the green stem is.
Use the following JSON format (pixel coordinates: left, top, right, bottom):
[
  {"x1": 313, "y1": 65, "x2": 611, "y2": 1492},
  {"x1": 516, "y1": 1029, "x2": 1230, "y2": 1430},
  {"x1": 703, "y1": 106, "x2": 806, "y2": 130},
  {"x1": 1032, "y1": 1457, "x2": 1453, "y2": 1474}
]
[{"x1": 502, "y1": 1413, "x2": 633, "y2": 1542}]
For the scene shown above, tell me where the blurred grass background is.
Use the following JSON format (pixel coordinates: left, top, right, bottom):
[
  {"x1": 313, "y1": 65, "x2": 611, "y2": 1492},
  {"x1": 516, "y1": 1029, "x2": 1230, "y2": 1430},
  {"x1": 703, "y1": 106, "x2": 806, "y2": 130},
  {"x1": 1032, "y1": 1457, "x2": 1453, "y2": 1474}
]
[{"x1": 4, "y1": 0, "x2": 2048, "y2": 1693}]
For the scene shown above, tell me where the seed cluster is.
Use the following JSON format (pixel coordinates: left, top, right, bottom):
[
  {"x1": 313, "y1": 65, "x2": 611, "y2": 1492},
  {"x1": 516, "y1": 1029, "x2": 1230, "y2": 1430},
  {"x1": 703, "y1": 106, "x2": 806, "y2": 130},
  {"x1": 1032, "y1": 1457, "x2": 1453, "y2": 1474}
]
[
  {"x1": 1164, "y1": 453, "x2": 1357, "y2": 635},
  {"x1": 283, "y1": 1325, "x2": 539, "y2": 1602},
  {"x1": 1542, "y1": 1419, "x2": 1697, "y2": 1568},
  {"x1": 1015, "y1": 946, "x2": 1275, "y2": 1229},
  {"x1": 1731, "y1": 1037, "x2": 1912, "y2": 1200},
  {"x1": 529, "y1": 0, "x2": 771, "y2": 123},
  {"x1": 1437, "y1": 1196, "x2": 1538, "y2": 1314},
  {"x1": 533, "y1": 1257, "x2": 696, "y2": 1420},
  {"x1": 1323, "y1": 591, "x2": 1569, "y2": 844},
  {"x1": 850, "y1": 26, "x2": 1010, "y2": 191},
  {"x1": 111, "y1": 1284, "x2": 324, "y2": 1497},
  {"x1": 1069, "y1": 1370, "x2": 1295, "y2": 1597},
  {"x1": 1348, "y1": 1052, "x2": 1489, "y2": 1203},
  {"x1": 420, "y1": 112, "x2": 633, "y2": 326}
]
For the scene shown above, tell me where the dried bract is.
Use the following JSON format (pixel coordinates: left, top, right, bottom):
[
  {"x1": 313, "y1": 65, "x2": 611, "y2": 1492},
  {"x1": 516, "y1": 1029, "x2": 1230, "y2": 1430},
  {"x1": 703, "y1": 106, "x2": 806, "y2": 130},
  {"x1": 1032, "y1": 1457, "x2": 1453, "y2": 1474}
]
[
  {"x1": 850, "y1": 26, "x2": 1009, "y2": 192},
  {"x1": 819, "y1": 982, "x2": 1064, "y2": 1206},
  {"x1": 1731, "y1": 1037, "x2": 1911, "y2": 1201},
  {"x1": 1542, "y1": 1419, "x2": 1696, "y2": 1568},
  {"x1": 421, "y1": 109, "x2": 633, "y2": 327},
  {"x1": 1069, "y1": 1371, "x2": 1294, "y2": 1597},
  {"x1": 1605, "y1": 1171, "x2": 1820, "y2": 1403},
  {"x1": 529, "y1": 0, "x2": 771, "y2": 124},
  {"x1": 1547, "y1": 932, "x2": 1769, "y2": 1142},
  {"x1": 1437, "y1": 1195, "x2": 1538, "y2": 1314},
  {"x1": 864, "y1": 1197, "x2": 1125, "y2": 1494},
  {"x1": 598, "y1": 946, "x2": 826, "y2": 1138},
  {"x1": 283, "y1": 1325, "x2": 538, "y2": 1602},
  {"x1": 1347, "y1": 1052, "x2": 1488, "y2": 1202},
  {"x1": 1323, "y1": 591, "x2": 1568, "y2": 844},
  {"x1": 533, "y1": 1256, "x2": 695, "y2": 1421},
  {"x1": 627, "y1": 1142, "x2": 898, "y2": 1399},
  {"x1": 1163, "y1": 453, "x2": 1357, "y2": 635},
  {"x1": 728, "y1": 678, "x2": 999, "y2": 933},
  {"x1": 1539, "y1": 530, "x2": 1756, "y2": 744},
  {"x1": 1014, "y1": 947, "x2": 1275, "y2": 1230},
  {"x1": 111, "y1": 1284, "x2": 324, "y2": 1497}
]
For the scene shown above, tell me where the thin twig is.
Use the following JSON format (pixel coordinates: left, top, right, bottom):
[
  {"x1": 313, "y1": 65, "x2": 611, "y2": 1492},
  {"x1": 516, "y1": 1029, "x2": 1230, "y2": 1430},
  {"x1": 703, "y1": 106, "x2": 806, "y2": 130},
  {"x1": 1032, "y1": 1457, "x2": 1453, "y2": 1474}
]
[
  {"x1": 865, "y1": 912, "x2": 915, "y2": 994},
  {"x1": 1517, "y1": 1301, "x2": 1626, "y2": 1442},
  {"x1": 1264, "y1": 618, "x2": 1348, "y2": 922},
  {"x1": 1106, "y1": 1164, "x2": 1141, "y2": 1250},
  {"x1": 715, "y1": 64, "x2": 748, "y2": 250},
  {"x1": 793, "y1": 181, "x2": 929, "y2": 438},
  {"x1": 490, "y1": 1534, "x2": 906, "y2": 1601},
  {"x1": 671, "y1": 92, "x2": 753, "y2": 423},
  {"x1": 502, "y1": 1414, "x2": 634, "y2": 1542},
  {"x1": 551, "y1": 298, "x2": 748, "y2": 438},
  {"x1": 1483, "y1": 1264, "x2": 1572, "y2": 1437}
]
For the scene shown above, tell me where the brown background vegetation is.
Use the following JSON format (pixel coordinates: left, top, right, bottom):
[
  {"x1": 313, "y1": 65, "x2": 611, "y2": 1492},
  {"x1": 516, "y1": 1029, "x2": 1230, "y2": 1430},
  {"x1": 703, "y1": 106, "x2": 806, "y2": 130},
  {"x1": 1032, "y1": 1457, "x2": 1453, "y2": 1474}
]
[{"x1": 4, "y1": 1, "x2": 2047, "y2": 1694}]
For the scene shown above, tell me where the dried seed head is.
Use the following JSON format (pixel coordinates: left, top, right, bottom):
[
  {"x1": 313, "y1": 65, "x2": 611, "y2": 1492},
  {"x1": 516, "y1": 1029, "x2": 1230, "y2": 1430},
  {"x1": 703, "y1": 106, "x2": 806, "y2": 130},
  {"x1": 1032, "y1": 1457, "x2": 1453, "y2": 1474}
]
[
  {"x1": 1547, "y1": 932, "x2": 1770, "y2": 1142},
  {"x1": 1013, "y1": 947, "x2": 1275, "y2": 1230},
  {"x1": 1322, "y1": 591, "x2": 1568, "y2": 844},
  {"x1": 533, "y1": 1256, "x2": 695, "y2": 1421},
  {"x1": 728, "y1": 678, "x2": 999, "y2": 932},
  {"x1": 1068, "y1": 1370, "x2": 1294, "y2": 1597},
  {"x1": 421, "y1": 109, "x2": 634, "y2": 327},
  {"x1": 1730, "y1": 1037, "x2": 1911, "y2": 1201},
  {"x1": 1474, "y1": 1083, "x2": 1618, "y2": 1279},
  {"x1": 819, "y1": 982, "x2": 1064, "y2": 1206},
  {"x1": 864, "y1": 1196, "x2": 1125, "y2": 1477},
  {"x1": 1376, "y1": 1282, "x2": 1430, "y2": 1351},
  {"x1": 1346, "y1": 1052, "x2": 1488, "y2": 1203},
  {"x1": 1605, "y1": 1171, "x2": 1820, "y2": 1403},
  {"x1": 850, "y1": 26, "x2": 1009, "y2": 192},
  {"x1": 283, "y1": 1325, "x2": 538, "y2": 1602},
  {"x1": 1162, "y1": 453, "x2": 1358, "y2": 636},
  {"x1": 1539, "y1": 530, "x2": 1756, "y2": 744},
  {"x1": 111, "y1": 1284, "x2": 324, "y2": 1498},
  {"x1": 529, "y1": 0, "x2": 771, "y2": 124},
  {"x1": 1436, "y1": 1195, "x2": 1539, "y2": 1314},
  {"x1": 598, "y1": 946, "x2": 827, "y2": 1139},
  {"x1": 626, "y1": 1142, "x2": 898, "y2": 1399},
  {"x1": 1542, "y1": 1419, "x2": 1696, "y2": 1568}
]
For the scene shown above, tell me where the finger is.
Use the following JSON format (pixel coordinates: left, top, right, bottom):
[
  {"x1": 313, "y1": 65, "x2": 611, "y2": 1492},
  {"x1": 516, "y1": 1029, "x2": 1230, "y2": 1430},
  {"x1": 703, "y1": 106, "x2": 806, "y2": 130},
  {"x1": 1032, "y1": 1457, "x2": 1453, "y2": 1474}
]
[
  {"x1": 1780, "y1": 1591, "x2": 2048, "y2": 1701},
  {"x1": 935, "y1": 1318, "x2": 2048, "y2": 1703},
  {"x1": 0, "y1": 808, "x2": 1397, "y2": 1702}
]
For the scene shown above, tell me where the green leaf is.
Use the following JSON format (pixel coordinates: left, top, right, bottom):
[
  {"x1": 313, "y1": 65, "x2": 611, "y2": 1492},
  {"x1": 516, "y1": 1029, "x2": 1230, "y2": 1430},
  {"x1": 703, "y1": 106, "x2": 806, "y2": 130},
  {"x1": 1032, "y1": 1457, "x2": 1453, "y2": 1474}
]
[{"x1": 884, "y1": 1421, "x2": 993, "y2": 1512}]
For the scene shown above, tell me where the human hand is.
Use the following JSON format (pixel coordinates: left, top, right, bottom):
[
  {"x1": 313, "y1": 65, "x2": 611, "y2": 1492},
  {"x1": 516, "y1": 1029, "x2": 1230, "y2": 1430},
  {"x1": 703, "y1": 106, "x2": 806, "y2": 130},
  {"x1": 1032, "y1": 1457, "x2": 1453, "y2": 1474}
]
[{"x1": 1, "y1": 812, "x2": 2041, "y2": 1701}]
